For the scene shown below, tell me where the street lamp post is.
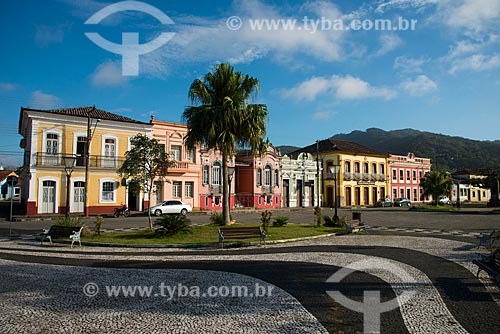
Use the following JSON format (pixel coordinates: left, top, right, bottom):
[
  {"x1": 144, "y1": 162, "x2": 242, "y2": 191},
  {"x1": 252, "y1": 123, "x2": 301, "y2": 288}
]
[
  {"x1": 63, "y1": 155, "x2": 77, "y2": 218},
  {"x1": 84, "y1": 106, "x2": 98, "y2": 217},
  {"x1": 329, "y1": 165, "x2": 341, "y2": 221}
]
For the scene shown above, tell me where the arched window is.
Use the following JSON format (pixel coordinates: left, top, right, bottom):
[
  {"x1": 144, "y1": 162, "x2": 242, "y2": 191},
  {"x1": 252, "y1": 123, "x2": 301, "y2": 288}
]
[
  {"x1": 372, "y1": 163, "x2": 377, "y2": 174},
  {"x1": 264, "y1": 165, "x2": 272, "y2": 186},
  {"x1": 202, "y1": 165, "x2": 209, "y2": 185},
  {"x1": 257, "y1": 168, "x2": 262, "y2": 186},
  {"x1": 344, "y1": 161, "x2": 351, "y2": 173},
  {"x1": 354, "y1": 162, "x2": 360, "y2": 173},
  {"x1": 274, "y1": 170, "x2": 279, "y2": 186},
  {"x1": 212, "y1": 162, "x2": 221, "y2": 185}
]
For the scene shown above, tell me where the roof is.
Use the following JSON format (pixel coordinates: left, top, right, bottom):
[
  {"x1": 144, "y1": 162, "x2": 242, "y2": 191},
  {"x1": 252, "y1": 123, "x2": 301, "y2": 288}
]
[
  {"x1": 0, "y1": 171, "x2": 17, "y2": 183},
  {"x1": 20, "y1": 106, "x2": 149, "y2": 127},
  {"x1": 291, "y1": 139, "x2": 386, "y2": 157}
]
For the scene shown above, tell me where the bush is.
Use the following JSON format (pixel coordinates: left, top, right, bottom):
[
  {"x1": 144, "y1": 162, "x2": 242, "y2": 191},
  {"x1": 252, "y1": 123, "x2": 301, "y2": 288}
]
[
  {"x1": 155, "y1": 214, "x2": 192, "y2": 236},
  {"x1": 209, "y1": 212, "x2": 224, "y2": 226},
  {"x1": 94, "y1": 216, "x2": 103, "y2": 236},
  {"x1": 272, "y1": 216, "x2": 289, "y2": 227},
  {"x1": 261, "y1": 210, "x2": 272, "y2": 232},
  {"x1": 54, "y1": 216, "x2": 81, "y2": 227},
  {"x1": 323, "y1": 215, "x2": 346, "y2": 228}
]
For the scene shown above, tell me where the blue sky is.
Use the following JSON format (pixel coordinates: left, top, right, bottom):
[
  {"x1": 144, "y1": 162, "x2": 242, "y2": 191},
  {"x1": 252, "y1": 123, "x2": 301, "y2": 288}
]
[{"x1": 1, "y1": 0, "x2": 500, "y2": 166}]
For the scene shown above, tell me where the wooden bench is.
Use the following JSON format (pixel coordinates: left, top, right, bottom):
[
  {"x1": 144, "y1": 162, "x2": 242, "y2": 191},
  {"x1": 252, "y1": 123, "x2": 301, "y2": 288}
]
[
  {"x1": 473, "y1": 249, "x2": 500, "y2": 283},
  {"x1": 476, "y1": 230, "x2": 500, "y2": 249},
  {"x1": 218, "y1": 227, "x2": 266, "y2": 249},
  {"x1": 40, "y1": 225, "x2": 83, "y2": 248},
  {"x1": 346, "y1": 220, "x2": 365, "y2": 233}
]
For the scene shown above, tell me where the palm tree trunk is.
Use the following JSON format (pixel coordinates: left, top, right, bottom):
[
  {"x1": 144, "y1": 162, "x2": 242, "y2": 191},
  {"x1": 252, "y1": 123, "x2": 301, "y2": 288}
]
[{"x1": 222, "y1": 153, "x2": 231, "y2": 226}]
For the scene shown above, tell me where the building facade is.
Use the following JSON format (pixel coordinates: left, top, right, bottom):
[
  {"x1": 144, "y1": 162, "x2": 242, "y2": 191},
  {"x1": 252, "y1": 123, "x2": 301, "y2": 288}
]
[
  {"x1": 298, "y1": 139, "x2": 389, "y2": 207},
  {"x1": 150, "y1": 117, "x2": 201, "y2": 210},
  {"x1": 388, "y1": 153, "x2": 432, "y2": 202},
  {"x1": 18, "y1": 106, "x2": 151, "y2": 215},
  {"x1": 281, "y1": 152, "x2": 321, "y2": 207},
  {"x1": 234, "y1": 145, "x2": 282, "y2": 209},
  {"x1": 452, "y1": 171, "x2": 491, "y2": 203}
]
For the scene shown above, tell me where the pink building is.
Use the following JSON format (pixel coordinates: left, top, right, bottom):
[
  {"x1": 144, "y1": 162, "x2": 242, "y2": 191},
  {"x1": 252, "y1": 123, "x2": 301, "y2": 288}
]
[
  {"x1": 150, "y1": 118, "x2": 201, "y2": 210},
  {"x1": 234, "y1": 145, "x2": 282, "y2": 209},
  {"x1": 388, "y1": 153, "x2": 431, "y2": 202}
]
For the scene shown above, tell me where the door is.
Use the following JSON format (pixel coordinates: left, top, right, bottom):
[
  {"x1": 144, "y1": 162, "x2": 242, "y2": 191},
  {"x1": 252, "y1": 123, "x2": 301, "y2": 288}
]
[
  {"x1": 364, "y1": 187, "x2": 369, "y2": 205},
  {"x1": 103, "y1": 138, "x2": 116, "y2": 167},
  {"x1": 345, "y1": 187, "x2": 352, "y2": 206},
  {"x1": 355, "y1": 187, "x2": 361, "y2": 206},
  {"x1": 372, "y1": 187, "x2": 378, "y2": 204},
  {"x1": 71, "y1": 181, "x2": 85, "y2": 213},
  {"x1": 76, "y1": 137, "x2": 86, "y2": 166},
  {"x1": 326, "y1": 186, "x2": 333, "y2": 207},
  {"x1": 41, "y1": 181, "x2": 56, "y2": 213},
  {"x1": 297, "y1": 179, "x2": 303, "y2": 207},
  {"x1": 282, "y1": 179, "x2": 289, "y2": 207}
]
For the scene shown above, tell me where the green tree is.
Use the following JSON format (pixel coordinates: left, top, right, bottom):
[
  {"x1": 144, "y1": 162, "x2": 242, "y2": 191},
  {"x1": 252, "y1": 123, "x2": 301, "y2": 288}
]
[
  {"x1": 183, "y1": 63, "x2": 268, "y2": 225},
  {"x1": 420, "y1": 171, "x2": 454, "y2": 206},
  {"x1": 118, "y1": 134, "x2": 171, "y2": 230}
]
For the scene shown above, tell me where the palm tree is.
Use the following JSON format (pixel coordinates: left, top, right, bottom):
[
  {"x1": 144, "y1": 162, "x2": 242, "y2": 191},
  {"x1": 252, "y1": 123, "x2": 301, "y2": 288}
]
[
  {"x1": 420, "y1": 171, "x2": 454, "y2": 205},
  {"x1": 183, "y1": 63, "x2": 268, "y2": 225}
]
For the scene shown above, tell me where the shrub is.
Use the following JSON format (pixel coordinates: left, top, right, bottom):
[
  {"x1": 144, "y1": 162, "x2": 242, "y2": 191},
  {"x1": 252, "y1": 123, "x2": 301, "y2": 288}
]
[
  {"x1": 54, "y1": 216, "x2": 81, "y2": 227},
  {"x1": 272, "y1": 216, "x2": 289, "y2": 227},
  {"x1": 94, "y1": 216, "x2": 103, "y2": 236},
  {"x1": 314, "y1": 206, "x2": 322, "y2": 226},
  {"x1": 323, "y1": 215, "x2": 346, "y2": 228},
  {"x1": 260, "y1": 210, "x2": 272, "y2": 232},
  {"x1": 209, "y1": 212, "x2": 224, "y2": 226},
  {"x1": 155, "y1": 214, "x2": 192, "y2": 236}
]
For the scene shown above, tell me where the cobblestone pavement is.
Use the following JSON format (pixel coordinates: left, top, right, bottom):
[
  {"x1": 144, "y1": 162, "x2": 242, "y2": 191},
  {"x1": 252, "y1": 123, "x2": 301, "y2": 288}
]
[{"x1": 1, "y1": 234, "x2": 500, "y2": 333}]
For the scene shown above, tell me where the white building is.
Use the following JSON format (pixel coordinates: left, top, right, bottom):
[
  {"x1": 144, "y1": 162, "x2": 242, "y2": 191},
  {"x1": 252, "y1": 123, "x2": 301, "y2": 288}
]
[{"x1": 281, "y1": 152, "x2": 322, "y2": 207}]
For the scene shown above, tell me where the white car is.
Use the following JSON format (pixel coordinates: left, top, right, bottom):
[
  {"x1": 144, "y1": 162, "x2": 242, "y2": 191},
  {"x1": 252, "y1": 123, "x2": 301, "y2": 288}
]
[
  {"x1": 438, "y1": 196, "x2": 451, "y2": 205},
  {"x1": 150, "y1": 200, "x2": 192, "y2": 216}
]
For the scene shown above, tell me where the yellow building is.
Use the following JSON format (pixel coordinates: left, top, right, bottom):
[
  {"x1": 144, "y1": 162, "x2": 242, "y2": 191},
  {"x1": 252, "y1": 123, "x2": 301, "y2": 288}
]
[
  {"x1": 300, "y1": 139, "x2": 389, "y2": 207},
  {"x1": 18, "y1": 106, "x2": 152, "y2": 215}
]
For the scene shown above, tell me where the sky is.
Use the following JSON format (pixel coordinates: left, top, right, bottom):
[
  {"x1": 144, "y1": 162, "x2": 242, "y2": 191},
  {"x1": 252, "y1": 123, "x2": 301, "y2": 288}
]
[{"x1": 1, "y1": 0, "x2": 500, "y2": 167}]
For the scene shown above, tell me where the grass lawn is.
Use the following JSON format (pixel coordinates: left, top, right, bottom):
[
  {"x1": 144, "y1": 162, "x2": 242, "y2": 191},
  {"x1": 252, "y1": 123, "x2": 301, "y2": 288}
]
[
  {"x1": 82, "y1": 224, "x2": 344, "y2": 245},
  {"x1": 410, "y1": 205, "x2": 458, "y2": 212}
]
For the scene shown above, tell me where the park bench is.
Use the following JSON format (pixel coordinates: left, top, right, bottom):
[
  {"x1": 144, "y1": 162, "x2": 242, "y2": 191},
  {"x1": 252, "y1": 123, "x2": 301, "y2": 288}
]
[
  {"x1": 476, "y1": 230, "x2": 500, "y2": 249},
  {"x1": 473, "y1": 249, "x2": 500, "y2": 283},
  {"x1": 346, "y1": 220, "x2": 365, "y2": 233},
  {"x1": 218, "y1": 226, "x2": 266, "y2": 249},
  {"x1": 40, "y1": 225, "x2": 83, "y2": 248}
]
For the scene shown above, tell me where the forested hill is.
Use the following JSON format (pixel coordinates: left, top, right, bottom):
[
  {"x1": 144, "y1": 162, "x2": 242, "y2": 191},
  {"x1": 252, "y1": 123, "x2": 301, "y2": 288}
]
[{"x1": 331, "y1": 128, "x2": 500, "y2": 171}]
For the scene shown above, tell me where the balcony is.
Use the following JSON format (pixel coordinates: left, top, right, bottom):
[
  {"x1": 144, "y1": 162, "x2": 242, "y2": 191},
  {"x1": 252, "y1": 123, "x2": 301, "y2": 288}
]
[
  {"x1": 362, "y1": 173, "x2": 371, "y2": 181},
  {"x1": 169, "y1": 161, "x2": 191, "y2": 174},
  {"x1": 343, "y1": 172, "x2": 352, "y2": 181},
  {"x1": 262, "y1": 185, "x2": 272, "y2": 194},
  {"x1": 211, "y1": 185, "x2": 222, "y2": 194},
  {"x1": 353, "y1": 173, "x2": 362, "y2": 181},
  {"x1": 35, "y1": 153, "x2": 124, "y2": 169}
]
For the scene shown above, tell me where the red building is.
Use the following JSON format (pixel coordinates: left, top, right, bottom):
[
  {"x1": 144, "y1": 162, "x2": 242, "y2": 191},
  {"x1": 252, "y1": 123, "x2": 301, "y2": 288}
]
[{"x1": 388, "y1": 153, "x2": 431, "y2": 203}]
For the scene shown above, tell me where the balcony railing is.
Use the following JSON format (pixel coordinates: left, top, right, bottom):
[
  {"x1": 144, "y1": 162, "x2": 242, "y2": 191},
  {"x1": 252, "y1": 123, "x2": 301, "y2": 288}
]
[
  {"x1": 35, "y1": 153, "x2": 124, "y2": 169},
  {"x1": 363, "y1": 173, "x2": 371, "y2": 181},
  {"x1": 262, "y1": 185, "x2": 272, "y2": 194},
  {"x1": 211, "y1": 185, "x2": 221, "y2": 194},
  {"x1": 343, "y1": 172, "x2": 352, "y2": 180}
]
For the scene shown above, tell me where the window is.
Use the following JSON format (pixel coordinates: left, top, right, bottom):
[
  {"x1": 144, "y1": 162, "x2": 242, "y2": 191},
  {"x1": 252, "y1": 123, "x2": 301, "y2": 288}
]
[
  {"x1": 185, "y1": 182, "x2": 194, "y2": 198},
  {"x1": 101, "y1": 181, "x2": 115, "y2": 202},
  {"x1": 170, "y1": 145, "x2": 181, "y2": 161},
  {"x1": 104, "y1": 138, "x2": 116, "y2": 157},
  {"x1": 214, "y1": 196, "x2": 221, "y2": 206},
  {"x1": 274, "y1": 170, "x2": 279, "y2": 186},
  {"x1": 413, "y1": 189, "x2": 418, "y2": 201},
  {"x1": 363, "y1": 163, "x2": 369, "y2": 174},
  {"x1": 46, "y1": 133, "x2": 58, "y2": 154},
  {"x1": 264, "y1": 166, "x2": 271, "y2": 186},
  {"x1": 399, "y1": 170, "x2": 404, "y2": 181},
  {"x1": 392, "y1": 169, "x2": 397, "y2": 180},
  {"x1": 158, "y1": 144, "x2": 166, "y2": 153},
  {"x1": 412, "y1": 171, "x2": 416, "y2": 181},
  {"x1": 354, "y1": 162, "x2": 360, "y2": 173},
  {"x1": 345, "y1": 161, "x2": 351, "y2": 173},
  {"x1": 257, "y1": 168, "x2": 262, "y2": 186},
  {"x1": 154, "y1": 181, "x2": 163, "y2": 204},
  {"x1": 172, "y1": 181, "x2": 181, "y2": 198},
  {"x1": 186, "y1": 148, "x2": 195, "y2": 163},
  {"x1": 372, "y1": 163, "x2": 377, "y2": 174},
  {"x1": 400, "y1": 189, "x2": 404, "y2": 198},
  {"x1": 212, "y1": 162, "x2": 221, "y2": 185},
  {"x1": 380, "y1": 164, "x2": 385, "y2": 175},
  {"x1": 203, "y1": 166, "x2": 209, "y2": 185},
  {"x1": 406, "y1": 170, "x2": 410, "y2": 181},
  {"x1": 419, "y1": 171, "x2": 423, "y2": 179},
  {"x1": 266, "y1": 196, "x2": 272, "y2": 204}
]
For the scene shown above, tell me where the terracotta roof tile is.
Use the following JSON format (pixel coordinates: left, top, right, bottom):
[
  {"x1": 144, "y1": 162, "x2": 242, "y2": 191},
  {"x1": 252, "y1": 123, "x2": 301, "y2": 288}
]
[{"x1": 291, "y1": 139, "x2": 387, "y2": 157}]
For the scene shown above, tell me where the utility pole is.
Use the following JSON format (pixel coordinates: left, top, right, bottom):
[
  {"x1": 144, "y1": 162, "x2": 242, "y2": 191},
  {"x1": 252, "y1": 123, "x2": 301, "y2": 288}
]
[
  {"x1": 84, "y1": 106, "x2": 96, "y2": 217},
  {"x1": 316, "y1": 140, "x2": 320, "y2": 207}
]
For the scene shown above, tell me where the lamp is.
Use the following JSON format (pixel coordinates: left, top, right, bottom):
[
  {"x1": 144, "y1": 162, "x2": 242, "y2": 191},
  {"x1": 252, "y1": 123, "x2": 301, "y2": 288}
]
[
  {"x1": 329, "y1": 164, "x2": 341, "y2": 221},
  {"x1": 63, "y1": 155, "x2": 77, "y2": 217}
]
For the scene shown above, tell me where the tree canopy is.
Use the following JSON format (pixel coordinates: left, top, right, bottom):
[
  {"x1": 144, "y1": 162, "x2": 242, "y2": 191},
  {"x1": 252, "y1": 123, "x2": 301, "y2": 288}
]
[{"x1": 420, "y1": 171, "x2": 454, "y2": 205}]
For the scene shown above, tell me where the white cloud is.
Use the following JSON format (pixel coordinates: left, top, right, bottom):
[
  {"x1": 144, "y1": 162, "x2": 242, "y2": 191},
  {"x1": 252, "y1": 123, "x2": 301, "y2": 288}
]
[
  {"x1": 0, "y1": 83, "x2": 18, "y2": 91},
  {"x1": 30, "y1": 91, "x2": 62, "y2": 109},
  {"x1": 281, "y1": 76, "x2": 331, "y2": 101},
  {"x1": 400, "y1": 75, "x2": 438, "y2": 95},
  {"x1": 375, "y1": 0, "x2": 438, "y2": 13},
  {"x1": 91, "y1": 61, "x2": 128, "y2": 87},
  {"x1": 35, "y1": 24, "x2": 70, "y2": 47},
  {"x1": 449, "y1": 54, "x2": 500, "y2": 74},
  {"x1": 375, "y1": 34, "x2": 402, "y2": 56},
  {"x1": 331, "y1": 75, "x2": 396, "y2": 100},
  {"x1": 394, "y1": 56, "x2": 427, "y2": 73},
  {"x1": 282, "y1": 75, "x2": 396, "y2": 101},
  {"x1": 444, "y1": 35, "x2": 499, "y2": 60},
  {"x1": 443, "y1": 0, "x2": 500, "y2": 32},
  {"x1": 313, "y1": 111, "x2": 336, "y2": 120}
]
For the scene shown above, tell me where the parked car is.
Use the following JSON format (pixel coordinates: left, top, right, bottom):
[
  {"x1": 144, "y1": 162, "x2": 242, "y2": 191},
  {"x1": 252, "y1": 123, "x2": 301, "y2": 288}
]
[
  {"x1": 150, "y1": 200, "x2": 192, "y2": 216},
  {"x1": 394, "y1": 198, "x2": 411, "y2": 207},
  {"x1": 438, "y1": 196, "x2": 451, "y2": 205},
  {"x1": 376, "y1": 198, "x2": 393, "y2": 207}
]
